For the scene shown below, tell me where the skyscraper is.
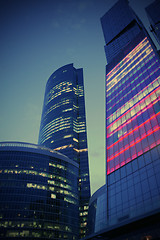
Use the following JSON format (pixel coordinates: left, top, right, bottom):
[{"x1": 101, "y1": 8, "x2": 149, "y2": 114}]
[
  {"x1": 38, "y1": 63, "x2": 90, "y2": 238},
  {"x1": 0, "y1": 142, "x2": 79, "y2": 240},
  {"x1": 145, "y1": 0, "x2": 160, "y2": 46},
  {"x1": 102, "y1": 0, "x2": 160, "y2": 236},
  {"x1": 85, "y1": 1, "x2": 160, "y2": 239}
]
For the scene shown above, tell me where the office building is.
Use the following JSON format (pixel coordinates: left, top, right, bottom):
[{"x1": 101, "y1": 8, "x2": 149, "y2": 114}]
[
  {"x1": 38, "y1": 63, "x2": 90, "y2": 238},
  {"x1": 145, "y1": 0, "x2": 160, "y2": 46},
  {"x1": 0, "y1": 142, "x2": 79, "y2": 240},
  {"x1": 87, "y1": 185, "x2": 107, "y2": 235},
  {"x1": 86, "y1": 0, "x2": 160, "y2": 239}
]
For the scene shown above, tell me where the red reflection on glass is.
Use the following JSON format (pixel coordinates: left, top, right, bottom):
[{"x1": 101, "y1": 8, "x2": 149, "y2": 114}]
[
  {"x1": 107, "y1": 126, "x2": 160, "y2": 162},
  {"x1": 107, "y1": 87, "x2": 160, "y2": 134},
  {"x1": 107, "y1": 112, "x2": 160, "y2": 151},
  {"x1": 107, "y1": 126, "x2": 160, "y2": 177}
]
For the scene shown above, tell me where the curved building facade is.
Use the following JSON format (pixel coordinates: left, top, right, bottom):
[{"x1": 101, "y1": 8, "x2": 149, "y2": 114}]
[
  {"x1": 87, "y1": 185, "x2": 107, "y2": 235},
  {"x1": 0, "y1": 142, "x2": 79, "y2": 240},
  {"x1": 38, "y1": 64, "x2": 90, "y2": 238}
]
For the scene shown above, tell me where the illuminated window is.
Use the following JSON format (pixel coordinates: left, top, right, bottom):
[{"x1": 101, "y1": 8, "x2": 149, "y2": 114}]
[
  {"x1": 84, "y1": 206, "x2": 89, "y2": 210},
  {"x1": 106, "y1": 37, "x2": 160, "y2": 174},
  {"x1": 63, "y1": 135, "x2": 72, "y2": 139},
  {"x1": 51, "y1": 194, "x2": 56, "y2": 199}
]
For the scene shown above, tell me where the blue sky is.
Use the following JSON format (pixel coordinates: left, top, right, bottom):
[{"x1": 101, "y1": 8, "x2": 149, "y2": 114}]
[{"x1": 0, "y1": 0, "x2": 158, "y2": 195}]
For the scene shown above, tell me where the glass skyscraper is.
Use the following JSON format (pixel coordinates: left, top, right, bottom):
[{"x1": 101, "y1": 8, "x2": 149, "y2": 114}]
[
  {"x1": 101, "y1": 0, "x2": 160, "y2": 236},
  {"x1": 38, "y1": 63, "x2": 90, "y2": 238},
  {"x1": 85, "y1": 1, "x2": 160, "y2": 239},
  {"x1": 0, "y1": 142, "x2": 79, "y2": 240}
]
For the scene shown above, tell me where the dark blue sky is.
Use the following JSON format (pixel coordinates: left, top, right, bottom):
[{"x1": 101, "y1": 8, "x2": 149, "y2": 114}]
[{"x1": 0, "y1": 0, "x2": 157, "y2": 194}]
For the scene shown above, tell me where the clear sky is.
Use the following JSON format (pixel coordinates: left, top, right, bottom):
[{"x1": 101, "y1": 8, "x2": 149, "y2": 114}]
[{"x1": 0, "y1": 0, "x2": 158, "y2": 195}]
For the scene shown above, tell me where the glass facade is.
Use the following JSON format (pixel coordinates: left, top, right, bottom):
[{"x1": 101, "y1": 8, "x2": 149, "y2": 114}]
[
  {"x1": 103, "y1": 0, "x2": 160, "y2": 229},
  {"x1": 106, "y1": 35, "x2": 160, "y2": 175},
  {"x1": 38, "y1": 64, "x2": 90, "y2": 238},
  {"x1": 84, "y1": 1, "x2": 160, "y2": 239},
  {"x1": 100, "y1": 0, "x2": 144, "y2": 64},
  {"x1": 0, "y1": 142, "x2": 79, "y2": 240},
  {"x1": 145, "y1": 0, "x2": 160, "y2": 46},
  {"x1": 87, "y1": 185, "x2": 107, "y2": 235}
]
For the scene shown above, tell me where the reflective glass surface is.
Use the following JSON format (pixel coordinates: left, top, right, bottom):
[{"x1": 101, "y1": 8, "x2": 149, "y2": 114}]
[
  {"x1": 106, "y1": 33, "x2": 160, "y2": 226},
  {"x1": 107, "y1": 147, "x2": 160, "y2": 225},
  {"x1": 0, "y1": 143, "x2": 79, "y2": 240},
  {"x1": 87, "y1": 185, "x2": 107, "y2": 235},
  {"x1": 38, "y1": 64, "x2": 90, "y2": 238},
  {"x1": 106, "y1": 37, "x2": 160, "y2": 174},
  {"x1": 145, "y1": 0, "x2": 160, "y2": 46},
  {"x1": 100, "y1": 0, "x2": 142, "y2": 63},
  {"x1": 103, "y1": 0, "x2": 160, "y2": 229}
]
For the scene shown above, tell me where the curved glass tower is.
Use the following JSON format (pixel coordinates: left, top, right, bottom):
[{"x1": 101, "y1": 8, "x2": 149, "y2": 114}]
[
  {"x1": 0, "y1": 142, "x2": 79, "y2": 240},
  {"x1": 38, "y1": 63, "x2": 90, "y2": 238}
]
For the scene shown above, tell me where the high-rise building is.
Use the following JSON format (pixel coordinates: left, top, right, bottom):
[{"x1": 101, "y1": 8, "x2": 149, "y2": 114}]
[
  {"x1": 104, "y1": 0, "x2": 160, "y2": 233},
  {"x1": 145, "y1": 0, "x2": 160, "y2": 46},
  {"x1": 0, "y1": 142, "x2": 79, "y2": 240},
  {"x1": 86, "y1": 0, "x2": 160, "y2": 239},
  {"x1": 38, "y1": 63, "x2": 90, "y2": 238}
]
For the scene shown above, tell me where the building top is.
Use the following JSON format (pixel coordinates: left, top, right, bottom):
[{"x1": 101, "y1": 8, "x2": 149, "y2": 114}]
[
  {"x1": 46, "y1": 63, "x2": 83, "y2": 87},
  {"x1": 0, "y1": 141, "x2": 79, "y2": 167},
  {"x1": 145, "y1": 0, "x2": 160, "y2": 24},
  {"x1": 100, "y1": 0, "x2": 134, "y2": 45}
]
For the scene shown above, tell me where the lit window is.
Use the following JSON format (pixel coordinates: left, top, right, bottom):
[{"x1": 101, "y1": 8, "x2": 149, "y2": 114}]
[{"x1": 51, "y1": 194, "x2": 56, "y2": 199}]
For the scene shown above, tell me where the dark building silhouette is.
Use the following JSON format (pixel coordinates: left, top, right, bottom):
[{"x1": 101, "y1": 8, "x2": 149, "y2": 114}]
[
  {"x1": 0, "y1": 142, "x2": 79, "y2": 239},
  {"x1": 86, "y1": 0, "x2": 160, "y2": 239},
  {"x1": 145, "y1": 0, "x2": 160, "y2": 46},
  {"x1": 38, "y1": 63, "x2": 90, "y2": 238}
]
